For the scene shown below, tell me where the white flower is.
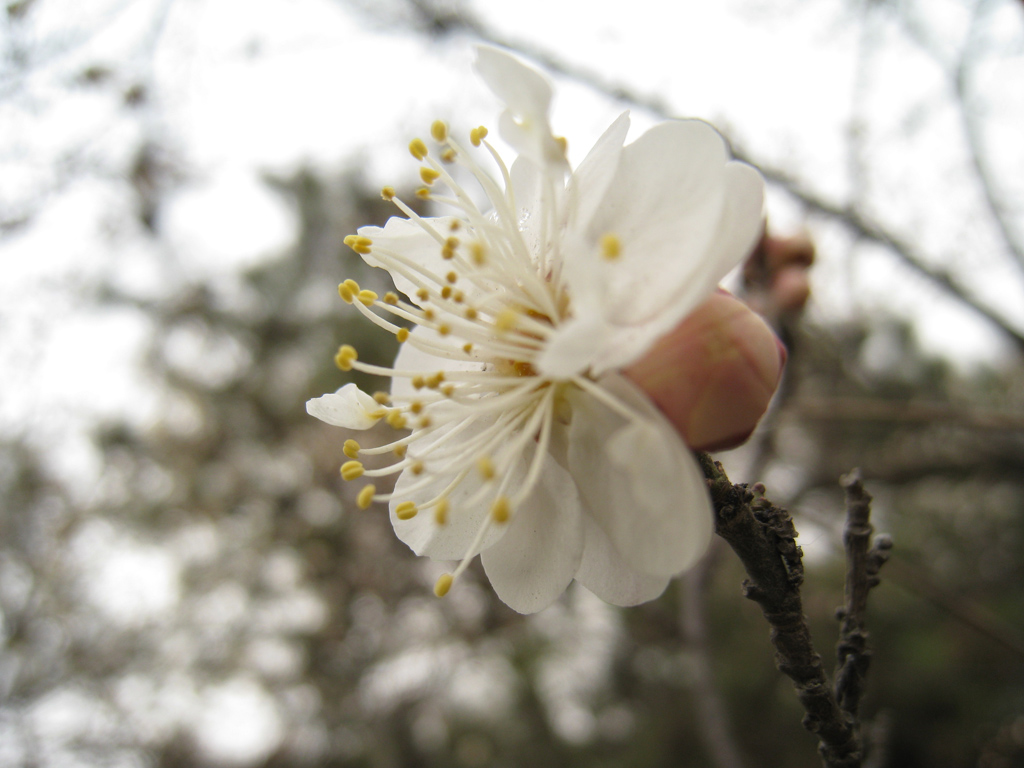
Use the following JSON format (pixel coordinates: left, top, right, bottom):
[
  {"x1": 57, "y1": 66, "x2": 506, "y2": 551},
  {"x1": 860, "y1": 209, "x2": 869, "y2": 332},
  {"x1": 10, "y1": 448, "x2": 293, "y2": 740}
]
[{"x1": 307, "y1": 47, "x2": 765, "y2": 614}]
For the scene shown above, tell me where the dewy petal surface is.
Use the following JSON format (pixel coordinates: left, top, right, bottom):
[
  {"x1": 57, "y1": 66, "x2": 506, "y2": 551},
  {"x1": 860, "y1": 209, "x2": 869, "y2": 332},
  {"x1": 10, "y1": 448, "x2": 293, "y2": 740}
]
[
  {"x1": 306, "y1": 384, "x2": 381, "y2": 430},
  {"x1": 481, "y1": 450, "x2": 584, "y2": 614},
  {"x1": 566, "y1": 374, "x2": 713, "y2": 578}
]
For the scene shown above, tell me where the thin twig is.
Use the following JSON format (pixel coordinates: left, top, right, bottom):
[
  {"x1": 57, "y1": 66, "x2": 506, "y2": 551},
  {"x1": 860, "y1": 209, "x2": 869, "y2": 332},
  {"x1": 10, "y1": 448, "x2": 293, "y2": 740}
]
[
  {"x1": 699, "y1": 454, "x2": 862, "y2": 768},
  {"x1": 834, "y1": 470, "x2": 891, "y2": 721}
]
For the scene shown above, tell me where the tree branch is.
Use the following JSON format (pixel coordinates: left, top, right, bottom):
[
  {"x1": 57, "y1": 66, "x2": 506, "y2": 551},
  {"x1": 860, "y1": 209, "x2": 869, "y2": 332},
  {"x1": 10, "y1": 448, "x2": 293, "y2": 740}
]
[
  {"x1": 834, "y1": 470, "x2": 891, "y2": 720},
  {"x1": 699, "y1": 455, "x2": 891, "y2": 768}
]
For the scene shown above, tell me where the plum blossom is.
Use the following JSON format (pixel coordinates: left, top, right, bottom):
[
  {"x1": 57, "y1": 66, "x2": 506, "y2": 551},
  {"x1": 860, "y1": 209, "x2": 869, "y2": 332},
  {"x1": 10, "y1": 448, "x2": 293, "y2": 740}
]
[{"x1": 307, "y1": 46, "x2": 766, "y2": 613}]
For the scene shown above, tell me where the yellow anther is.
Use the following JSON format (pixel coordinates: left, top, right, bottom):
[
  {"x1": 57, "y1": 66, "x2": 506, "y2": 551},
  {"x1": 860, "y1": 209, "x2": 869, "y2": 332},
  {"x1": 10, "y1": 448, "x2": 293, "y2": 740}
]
[
  {"x1": 386, "y1": 410, "x2": 407, "y2": 429},
  {"x1": 491, "y1": 496, "x2": 511, "y2": 524},
  {"x1": 384, "y1": 292, "x2": 399, "y2": 305},
  {"x1": 393, "y1": 444, "x2": 408, "y2": 459},
  {"x1": 440, "y1": 286, "x2": 452, "y2": 299},
  {"x1": 357, "y1": 485, "x2": 376, "y2": 510},
  {"x1": 470, "y1": 125, "x2": 489, "y2": 146},
  {"x1": 441, "y1": 237, "x2": 458, "y2": 259},
  {"x1": 462, "y1": 343, "x2": 473, "y2": 354},
  {"x1": 464, "y1": 307, "x2": 478, "y2": 320},
  {"x1": 494, "y1": 308, "x2": 518, "y2": 332},
  {"x1": 437, "y1": 324, "x2": 451, "y2": 336},
  {"x1": 440, "y1": 148, "x2": 456, "y2": 163},
  {"x1": 469, "y1": 242, "x2": 486, "y2": 265},
  {"x1": 434, "y1": 573, "x2": 453, "y2": 597},
  {"x1": 600, "y1": 232, "x2": 622, "y2": 260},
  {"x1": 445, "y1": 270, "x2": 457, "y2": 284},
  {"x1": 415, "y1": 187, "x2": 431, "y2": 199},
  {"x1": 420, "y1": 167, "x2": 441, "y2": 185},
  {"x1": 381, "y1": 186, "x2": 395, "y2": 201},
  {"x1": 357, "y1": 289, "x2": 378, "y2": 307},
  {"x1": 410, "y1": 401, "x2": 423, "y2": 415},
  {"x1": 423, "y1": 308, "x2": 435, "y2": 320},
  {"x1": 412, "y1": 375, "x2": 425, "y2": 390},
  {"x1": 449, "y1": 220, "x2": 460, "y2": 231},
  {"x1": 555, "y1": 135, "x2": 568, "y2": 155},
  {"x1": 395, "y1": 500, "x2": 418, "y2": 520},
  {"x1": 477, "y1": 456, "x2": 495, "y2": 481},
  {"x1": 343, "y1": 236, "x2": 372, "y2": 255},
  {"x1": 409, "y1": 138, "x2": 428, "y2": 160},
  {"x1": 334, "y1": 344, "x2": 358, "y2": 371},
  {"x1": 340, "y1": 460, "x2": 364, "y2": 481},
  {"x1": 426, "y1": 372, "x2": 445, "y2": 389},
  {"x1": 396, "y1": 328, "x2": 410, "y2": 343},
  {"x1": 416, "y1": 288, "x2": 430, "y2": 302},
  {"x1": 343, "y1": 278, "x2": 361, "y2": 294},
  {"x1": 372, "y1": 391, "x2": 391, "y2": 405},
  {"x1": 338, "y1": 283, "x2": 355, "y2": 304},
  {"x1": 410, "y1": 460, "x2": 425, "y2": 475},
  {"x1": 434, "y1": 497, "x2": 449, "y2": 525},
  {"x1": 418, "y1": 416, "x2": 432, "y2": 429},
  {"x1": 452, "y1": 290, "x2": 465, "y2": 303},
  {"x1": 368, "y1": 408, "x2": 388, "y2": 420},
  {"x1": 431, "y1": 120, "x2": 448, "y2": 142},
  {"x1": 343, "y1": 439, "x2": 361, "y2": 459},
  {"x1": 441, "y1": 384, "x2": 455, "y2": 397}
]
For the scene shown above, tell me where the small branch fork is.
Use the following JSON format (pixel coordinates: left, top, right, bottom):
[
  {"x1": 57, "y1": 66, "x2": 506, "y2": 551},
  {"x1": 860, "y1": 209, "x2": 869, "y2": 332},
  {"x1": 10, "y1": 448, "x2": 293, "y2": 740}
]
[
  {"x1": 698, "y1": 455, "x2": 891, "y2": 768},
  {"x1": 835, "y1": 471, "x2": 893, "y2": 721}
]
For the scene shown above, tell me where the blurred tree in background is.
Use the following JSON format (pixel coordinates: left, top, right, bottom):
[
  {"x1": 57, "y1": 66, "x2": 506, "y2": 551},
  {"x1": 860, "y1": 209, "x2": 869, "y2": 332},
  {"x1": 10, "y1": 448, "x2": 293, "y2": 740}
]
[{"x1": 1, "y1": 0, "x2": 1023, "y2": 766}]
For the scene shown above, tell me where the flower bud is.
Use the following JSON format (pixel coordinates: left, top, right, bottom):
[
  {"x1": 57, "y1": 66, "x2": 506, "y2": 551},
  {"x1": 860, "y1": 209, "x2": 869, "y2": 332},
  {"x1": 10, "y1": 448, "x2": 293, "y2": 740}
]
[{"x1": 625, "y1": 292, "x2": 785, "y2": 452}]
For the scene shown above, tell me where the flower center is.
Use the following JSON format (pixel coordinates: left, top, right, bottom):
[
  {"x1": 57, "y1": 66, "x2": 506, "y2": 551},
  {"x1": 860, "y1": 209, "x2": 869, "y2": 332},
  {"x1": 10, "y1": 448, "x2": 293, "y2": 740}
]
[{"x1": 331, "y1": 120, "x2": 577, "y2": 597}]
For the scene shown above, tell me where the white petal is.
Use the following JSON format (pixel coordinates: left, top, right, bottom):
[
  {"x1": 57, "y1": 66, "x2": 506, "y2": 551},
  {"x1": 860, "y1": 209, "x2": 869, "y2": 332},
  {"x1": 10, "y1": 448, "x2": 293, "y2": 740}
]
[
  {"x1": 566, "y1": 111, "x2": 630, "y2": 232},
  {"x1": 475, "y1": 46, "x2": 553, "y2": 126},
  {"x1": 389, "y1": 326, "x2": 485, "y2": 403},
  {"x1": 575, "y1": 513, "x2": 670, "y2": 606},
  {"x1": 509, "y1": 157, "x2": 544, "y2": 257},
  {"x1": 586, "y1": 160, "x2": 765, "y2": 375},
  {"x1": 306, "y1": 383, "x2": 382, "y2": 430},
  {"x1": 535, "y1": 312, "x2": 613, "y2": 378},
  {"x1": 357, "y1": 215, "x2": 474, "y2": 305},
  {"x1": 474, "y1": 46, "x2": 568, "y2": 171},
  {"x1": 569, "y1": 120, "x2": 729, "y2": 325},
  {"x1": 697, "y1": 160, "x2": 766, "y2": 289},
  {"x1": 481, "y1": 453, "x2": 583, "y2": 614},
  {"x1": 390, "y1": 421, "x2": 522, "y2": 561},
  {"x1": 566, "y1": 373, "x2": 713, "y2": 578}
]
